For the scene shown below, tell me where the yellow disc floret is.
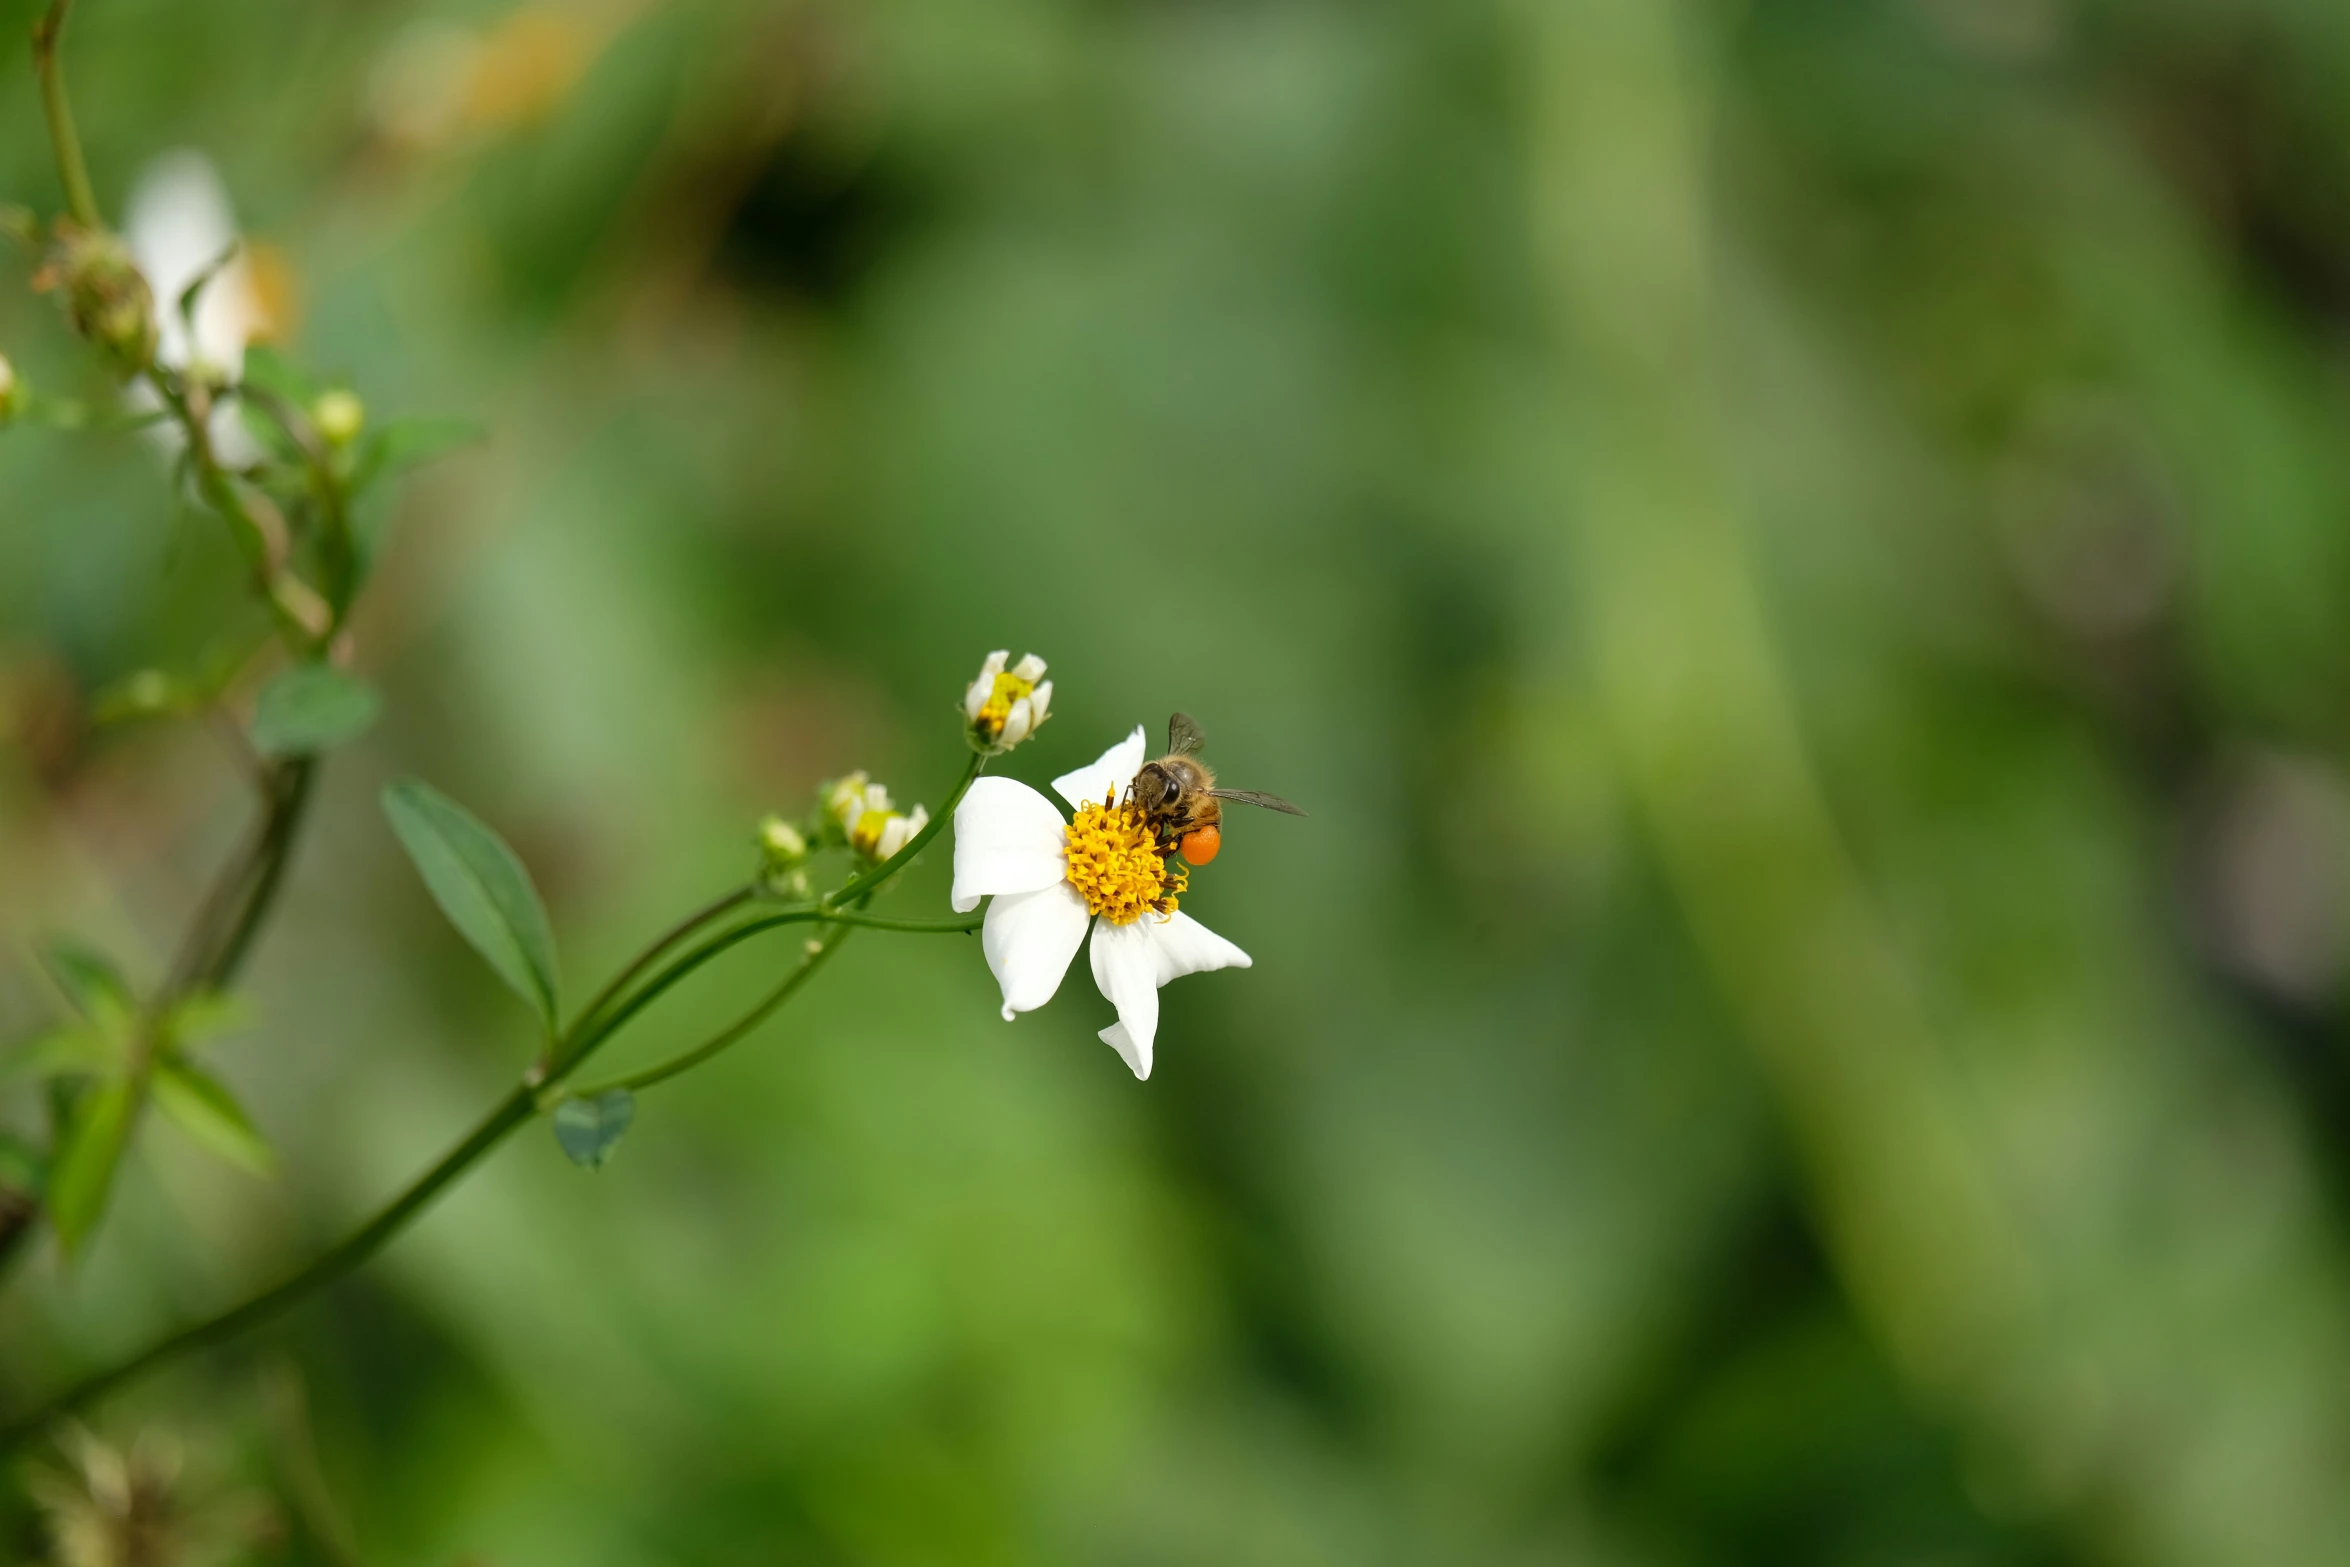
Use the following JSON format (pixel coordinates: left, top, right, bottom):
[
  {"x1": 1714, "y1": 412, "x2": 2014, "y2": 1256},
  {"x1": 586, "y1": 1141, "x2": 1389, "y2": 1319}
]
[{"x1": 1064, "y1": 799, "x2": 1187, "y2": 924}]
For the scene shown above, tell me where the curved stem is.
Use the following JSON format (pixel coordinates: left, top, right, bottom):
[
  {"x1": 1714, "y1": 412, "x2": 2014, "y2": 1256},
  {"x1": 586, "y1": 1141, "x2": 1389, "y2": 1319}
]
[
  {"x1": 822, "y1": 752, "x2": 982, "y2": 910},
  {"x1": 573, "y1": 924, "x2": 856, "y2": 1098},
  {"x1": 0, "y1": 898, "x2": 980, "y2": 1447},
  {"x1": 0, "y1": 1086, "x2": 537, "y2": 1451},
  {"x1": 562, "y1": 884, "x2": 753, "y2": 1044},
  {"x1": 32, "y1": 0, "x2": 99, "y2": 228}
]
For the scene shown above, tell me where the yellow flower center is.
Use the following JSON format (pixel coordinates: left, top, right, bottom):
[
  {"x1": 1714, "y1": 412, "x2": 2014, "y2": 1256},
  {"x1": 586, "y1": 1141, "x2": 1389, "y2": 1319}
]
[
  {"x1": 1064, "y1": 799, "x2": 1187, "y2": 925},
  {"x1": 973, "y1": 671, "x2": 1037, "y2": 740},
  {"x1": 849, "y1": 808, "x2": 892, "y2": 858}
]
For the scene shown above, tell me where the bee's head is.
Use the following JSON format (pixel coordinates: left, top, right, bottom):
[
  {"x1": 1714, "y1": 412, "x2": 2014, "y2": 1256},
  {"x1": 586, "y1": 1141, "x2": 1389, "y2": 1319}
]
[{"x1": 1133, "y1": 762, "x2": 1185, "y2": 809}]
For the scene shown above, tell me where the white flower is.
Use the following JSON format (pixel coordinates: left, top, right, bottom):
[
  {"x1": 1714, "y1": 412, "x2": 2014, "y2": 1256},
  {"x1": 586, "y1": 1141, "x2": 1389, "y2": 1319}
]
[
  {"x1": 123, "y1": 150, "x2": 269, "y2": 465},
  {"x1": 825, "y1": 772, "x2": 928, "y2": 863},
  {"x1": 963, "y1": 649, "x2": 1052, "y2": 753},
  {"x1": 951, "y1": 726, "x2": 1250, "y2": 1079}
]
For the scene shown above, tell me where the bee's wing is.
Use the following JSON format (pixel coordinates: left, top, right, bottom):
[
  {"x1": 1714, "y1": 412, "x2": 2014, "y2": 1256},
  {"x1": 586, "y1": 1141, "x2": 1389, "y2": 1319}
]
[
  {"x1": 1208, "y1": 788, "x2": 1306, "y2": 816},
  {"x1": 1167, "y1": 711, "x2": 1208, "y2": 757}
]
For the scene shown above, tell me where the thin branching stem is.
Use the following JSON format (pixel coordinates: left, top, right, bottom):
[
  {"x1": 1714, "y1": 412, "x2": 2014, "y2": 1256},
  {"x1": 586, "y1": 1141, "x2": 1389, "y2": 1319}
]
[
  {"x1": 31, "y1": 0, "x2": 99, "y2": 228},
  {"x1": 0, "y1": 889, "x2": 981, "y2": 1447}
]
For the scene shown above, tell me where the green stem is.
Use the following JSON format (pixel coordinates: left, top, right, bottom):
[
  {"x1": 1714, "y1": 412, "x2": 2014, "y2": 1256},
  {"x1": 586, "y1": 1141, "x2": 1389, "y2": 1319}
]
[
  {"x1": 822, "y1": 751, "x2": 982, "y2": 910},
  {"x1": 0, "y1": 1086, "x2": 537, "y2": 1451},
  {"x1": 32, "y1": 0, "x2": 99, "y2": 229},
  {"x1": 562, "y1": 884, "x2": 754, "y2": 1046},
  {"x1": 573, "y1": 923, "x2": 857, "y2": 1098},
  {"x1": 0, "y1": 898, "x2": 980, "y2": 1447}
]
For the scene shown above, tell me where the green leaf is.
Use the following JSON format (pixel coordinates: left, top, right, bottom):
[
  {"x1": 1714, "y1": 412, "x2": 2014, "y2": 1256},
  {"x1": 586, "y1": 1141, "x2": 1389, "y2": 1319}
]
[
  {"x1": 351, "y1": 415, "x2": 483, "y2": 494},
  {"x1": 1, "y1": 1027, "x2": 113, "y2": 1081},
  {"x1": 382, "y1": 778, "x2": 561, "y2": 1028},
  {"x1": 39, "y1": 939, "x2": 133, "y2": 1030},
  {"x1": 159, "y1": 990, "x2": 255, "y2": 1048},
  {"x1": 239, "y1": 344, "x2": 318, "y2": 404},
  {"x1": 152, "y1": 1059, "x2": 275, "y2": 1175},
  {"x1": 250, "y1": 663, "x2": 380, "y2": 758},
  {"x1": 49, "y1": 1078, "x2": 135, "y2": 1255},
  {"x1": 553, "y1": 1090, "x2": 635, "y2": 1171}
]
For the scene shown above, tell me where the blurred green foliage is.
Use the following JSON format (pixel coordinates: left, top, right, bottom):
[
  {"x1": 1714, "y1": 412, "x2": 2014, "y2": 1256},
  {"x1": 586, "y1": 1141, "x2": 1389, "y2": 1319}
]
[{"x1": 7, "y1": 0, "x2": 2350, "y2": 1561}]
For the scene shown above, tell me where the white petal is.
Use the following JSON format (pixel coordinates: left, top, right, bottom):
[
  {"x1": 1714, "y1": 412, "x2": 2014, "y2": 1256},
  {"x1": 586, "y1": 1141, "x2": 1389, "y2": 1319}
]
[
  {"x1": 1089, "y1": 919, "x2": 1163, "y2": 1079},
  {"x1": 1028, "y1": 679, "x2": 1053, "y2": 724},
  {"x1": 1140, "y1": 910, "x2": 1253, "y2": 983},
  {"x1": 1000, "y1": 698, "x2": 1032, "y2": 746},
  {"x1": 964, "y1": 650, "x2": 1006, "y2": 720},
  {"x1": 1052, "y1": 725, "x2": 1148, "y2": 812},
  {"x1": 1087, "y1": 912, "x2": 1251, "y2": 1080},
  {"x1": 950, "y1": 777, "x2": 1068, "y2": 913},
  {"x1": 1012, "y1": 653, "x2": 1048, "y2": 683},
  {"x1": 1099, "y1": 1022, "x2": 1150, "y2": 1079},
  {"x1": 125, "y1": 150, "x2": 257, "y2": 375},
  {"x1": 983, "y1": 884, "x2": 1090, "y2": 1019}
]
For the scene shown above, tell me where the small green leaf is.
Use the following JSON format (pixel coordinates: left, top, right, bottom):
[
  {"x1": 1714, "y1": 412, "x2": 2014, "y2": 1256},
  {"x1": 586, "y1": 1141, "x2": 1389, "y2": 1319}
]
[
  {"x1": 39, "y1": 940, "x2": 133, "y2": 1030},
  {"x1": 1, "y1": 1027, "x2": 113, "y2": 1081},
  {"x1": 351, "y1": 415, "x2": 483, "y2": 494},
  {"x1": 239, "y1": 344, "x2": 317, "y2": 404},
  {"x1": 553, "y1": 1090, "x2": 635, "y2": 1171},
  {"x1": 382, "y1": 778, "x2": 561, "y2": 1028},
  {"x1": 152, "y1": 1059, "x2": 275, "y2": 1175},
  {"x1": 49, "y1": 1078, "x2": 135, "y2": 1255},
  {"x1": 160, "y1": 990, "x2": 255, "y2": 1048},
  {"x1": 251, "y1": 663, "x2": 380, "y2": 758}
]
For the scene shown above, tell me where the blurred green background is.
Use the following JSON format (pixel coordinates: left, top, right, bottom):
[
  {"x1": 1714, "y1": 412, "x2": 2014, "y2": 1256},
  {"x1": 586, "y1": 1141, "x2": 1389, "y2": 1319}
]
[{"x1": 8, "y1": 0, "x2": 2350, "y2": 1560}]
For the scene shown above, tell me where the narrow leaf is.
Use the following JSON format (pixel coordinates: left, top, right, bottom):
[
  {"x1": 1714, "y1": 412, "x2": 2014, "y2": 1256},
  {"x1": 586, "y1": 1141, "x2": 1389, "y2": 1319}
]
[
  {"x1": 152, "y1": 1059, "x2": 275, "y2": 1175},
  {"x1": 351, "y1": 416, "x2": 483, "y2": 495},
  {"x1": 251, "y1": 663, "x2": 379, "y2": 758},
  {"x1": 1, "y1": 1027, "x2": 113, "y2": 1081},
  {"x1": 382, "y1": 778, "x2": 561, "y2": 1028},
  {"x1": 160, "y1": 989, "x2": 255, "y2": 1048},
  {"x1": 39, "y1": 939, "x2": 133, "y2": 1031},
  {"x1": 553, "y1": 1090, "x2": 635, "y2": 1171},
  {"x1": 49, "y1": 1078, "x2": 135, "y2": 1255}
]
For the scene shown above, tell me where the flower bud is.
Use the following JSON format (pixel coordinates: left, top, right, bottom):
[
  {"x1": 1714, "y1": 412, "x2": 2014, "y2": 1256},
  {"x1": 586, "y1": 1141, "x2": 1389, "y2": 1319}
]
[
  {"x1": 758, "y1": 814, "x2": 808, "y2": 866},
  {"x1": 963, "y1": 649, "x2": 1052, "y2": 754},
  {"x1": 0, "y1": 353, "x2": 20, "y2": 425},
  {"x1": 312, "y1": 388, "x2": 365, "y2": 447},
  {"x1": 756, "y1": 814, "x2": 812, "y2": 899},
  {"x1": 38, "y1": 224, "x2": 157, "y2": 377}
]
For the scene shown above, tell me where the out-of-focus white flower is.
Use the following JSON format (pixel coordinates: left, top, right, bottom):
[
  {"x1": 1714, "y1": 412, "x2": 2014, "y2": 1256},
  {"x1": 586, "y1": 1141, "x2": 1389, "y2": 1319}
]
[
  {"x1": 963, "y1": 649, "x2": 1052, "y2": 753},
  {"x1": 123, "y1": 151, "x2": 271, "y2": 465},
  {"x1": 825, "y1": 772, "x2": 929, "y2": 864},
  {"x1": 950, "y1": 726, "x2": 1249, "y2": 1079}
]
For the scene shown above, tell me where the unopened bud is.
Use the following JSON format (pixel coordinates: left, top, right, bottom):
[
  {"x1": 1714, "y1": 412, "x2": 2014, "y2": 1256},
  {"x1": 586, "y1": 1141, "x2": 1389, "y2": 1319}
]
[
  {"x1": 757, "y1": 814, "x2": 808, "y2": 866},
  {"x1": 963, "y1": 648, "x2": 1052, "y2": 755},
  {"x1": 40, "y1": 225, "x2": 156, "y2": 377},
  {"x1": 0, "y1": 353, "x2": 20, "y2": 424},
  {"x1": 312, "y1": 388, "x2": 365, "y2": 447}
]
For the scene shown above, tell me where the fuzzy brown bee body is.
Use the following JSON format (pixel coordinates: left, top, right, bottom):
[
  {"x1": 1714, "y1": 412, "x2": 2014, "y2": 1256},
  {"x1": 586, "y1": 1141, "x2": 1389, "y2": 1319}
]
[{"x1": 1129, "y1": 713, "x2": 1304, "y2": 864}]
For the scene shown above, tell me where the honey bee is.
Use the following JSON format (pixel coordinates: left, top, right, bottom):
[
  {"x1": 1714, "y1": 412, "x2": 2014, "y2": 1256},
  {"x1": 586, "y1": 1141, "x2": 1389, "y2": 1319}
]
[{"x1": 1130, "y1": 712, "x2": 1305, "y2": 865}]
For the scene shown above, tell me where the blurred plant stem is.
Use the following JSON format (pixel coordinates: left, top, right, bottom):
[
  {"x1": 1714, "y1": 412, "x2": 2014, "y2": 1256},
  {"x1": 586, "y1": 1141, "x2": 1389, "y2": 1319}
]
[
  {"x1": 1522, "y1": 0, "x2": 2032, "y2": 1453},
  {"x1": 31, "y1": 0, "x2": 98, "y2": 228},
  {"x1": 0, "y1": 765, "x2": 987, "y2": 1451}
]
